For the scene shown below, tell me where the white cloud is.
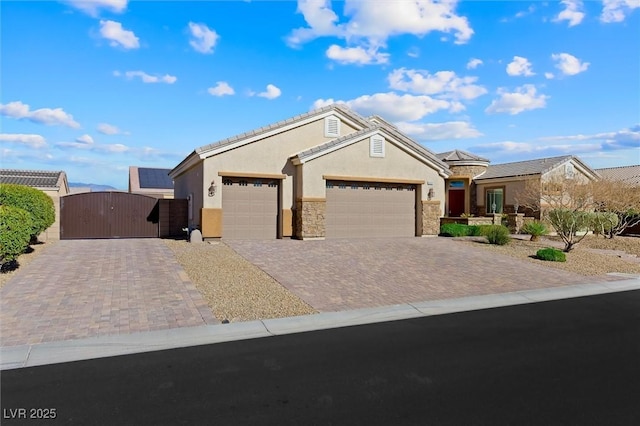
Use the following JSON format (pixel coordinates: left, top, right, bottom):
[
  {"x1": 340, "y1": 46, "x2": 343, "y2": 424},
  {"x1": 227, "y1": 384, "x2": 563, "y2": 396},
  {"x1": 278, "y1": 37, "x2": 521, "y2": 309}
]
[
  {"x1": 97, "y1": 123, "x2": 123, "y2": 135},
  {"x1": 56, "y1": 140, "x2": 130, "y2": 153},
  {"x1": 466, "y1": 58, "x2": 483, "y2": 69},
  {"x1": 485, "y1": 85, "x2": 549, "y2": 115},
  {"x1": 116, "y1": 70, "x2": 177, "y2": 84},
  {"x1": 65, "y1": 0, "x2": 128, "y2": 17},
  {"x1": 545, "y1": 72, "x2": 555, "y2": 79},
  {"x1": 551, "y1": 53, "x2": 589, "y2": 76},
  {"x1": 75, "y1": 134, "x2": 94, "y2": 145},
  {"x1": 313, "y1": 92, "x2": 450, "y2": 122},
  {"x1": 0, "y1": 101, "x2": 80, "y2": 128},
  {"x1": 388, "y1": 68, "x2": 487, "y2": 100},
  {"x1": 554, "y1": 0, "x2": 585, "y2": 26},
  {"x1": 0, "y1": 133, "x2": 47, "y2": 149},
  {"x1": 99, "y1": 20, "x2": 139, "y2": 49},
  {"x1": 326, "y1": 44, "x2": 389, "y2": 65},
  {"x1": 257, "y1": 84, "x2": 282, "y2": 100},
  {"x1": 515, "y1": 5, "x2": 536, "y2": 19},
  {"x1": 396, "y1": 121, "x2": 483, "y2": 140},
  {"x1": 287, "y1": 0, "x2": 473, "y2": 64},
  {"x1": 539, "y1": 125, "x2": 640, "y2": 150},
  {"x1": 407, "y1": 47, "x2": 420, "y2": 58},
  {"x1": 601, "y1": 0, "x2": 640, "y2": 23},
  {"x1": 188, "y1": 22, "x2": 219, "y2": 54},
  {"x1": 208, "y1": 81, "x2": 235, "y2": 97},
  {"x1": 506, "y1": 56, "x2": 535, "y2": 76}
]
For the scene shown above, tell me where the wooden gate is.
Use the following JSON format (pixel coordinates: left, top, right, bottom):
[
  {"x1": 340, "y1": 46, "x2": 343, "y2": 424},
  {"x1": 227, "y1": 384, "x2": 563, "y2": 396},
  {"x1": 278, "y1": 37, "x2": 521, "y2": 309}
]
[{"x1": 60, "y1": 192, "x2": 159, "y2": 239}]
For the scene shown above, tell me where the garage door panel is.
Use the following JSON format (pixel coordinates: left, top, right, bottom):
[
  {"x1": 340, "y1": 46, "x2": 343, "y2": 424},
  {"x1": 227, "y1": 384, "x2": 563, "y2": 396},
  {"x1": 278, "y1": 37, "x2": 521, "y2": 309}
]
[
  {"x1": 222, "y1": 178, "x2": 278, "y2": 239},
  {"x1": 326, "y1": 181, "x2": 415, "y2": 238}
]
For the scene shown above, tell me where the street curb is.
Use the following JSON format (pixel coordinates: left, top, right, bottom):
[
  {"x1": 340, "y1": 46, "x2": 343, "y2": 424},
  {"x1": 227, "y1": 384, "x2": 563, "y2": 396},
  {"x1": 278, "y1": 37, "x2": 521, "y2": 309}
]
[{"x1": 2, "y1": 276, "x2": 639, "y2": 370}]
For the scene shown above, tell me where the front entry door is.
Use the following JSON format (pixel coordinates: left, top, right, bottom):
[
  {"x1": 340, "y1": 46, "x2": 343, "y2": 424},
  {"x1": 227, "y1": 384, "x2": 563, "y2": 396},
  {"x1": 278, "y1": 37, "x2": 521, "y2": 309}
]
[{"x1": 448, "y1": 189, "x2": 465, "y2": 217}]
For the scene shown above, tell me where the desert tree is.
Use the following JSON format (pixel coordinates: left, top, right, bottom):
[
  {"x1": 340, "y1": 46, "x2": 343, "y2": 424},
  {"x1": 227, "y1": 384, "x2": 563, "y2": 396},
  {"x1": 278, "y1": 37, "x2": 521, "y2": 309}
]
[
  {"x1": 514, "y1": 175, "x2": 596, "y2": 252},
  {"x1": 592, "y1": 179, "x2": 640, "y2": 238}
]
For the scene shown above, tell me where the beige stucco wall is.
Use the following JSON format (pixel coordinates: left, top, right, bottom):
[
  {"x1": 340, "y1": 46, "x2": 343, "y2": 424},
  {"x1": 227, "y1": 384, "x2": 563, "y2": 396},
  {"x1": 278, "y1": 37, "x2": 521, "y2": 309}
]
[
  {"x1": 199, "y1": 116, "x2": 359, "y2": 211},
  {"x1": 173, "y1": 162, "x2": 204, "y2": 227},
  {"x1": 300, "y1": 135, "x2": 446, "y2": 214}
]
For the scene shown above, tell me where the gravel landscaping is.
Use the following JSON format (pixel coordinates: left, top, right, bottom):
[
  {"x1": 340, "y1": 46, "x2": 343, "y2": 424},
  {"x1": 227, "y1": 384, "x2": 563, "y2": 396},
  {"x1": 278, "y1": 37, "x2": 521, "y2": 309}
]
[
  {"x1": 459, "y1": 235, "x2": 640, "y2": 276},
  {"x1": 163, "y1": 239, "x2": 317, "y2": 322}
]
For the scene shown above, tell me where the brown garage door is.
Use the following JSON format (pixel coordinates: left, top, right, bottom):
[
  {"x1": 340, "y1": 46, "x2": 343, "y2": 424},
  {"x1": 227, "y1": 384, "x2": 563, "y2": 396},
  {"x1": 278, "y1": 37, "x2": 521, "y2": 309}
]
[
  {"x1": 326, "y1": 180, "x2": 416, "y2": 238},
  {"x1": 60, "y1": 192, "x2": 159, "y2": 239},
  {"x1": 222, "y1": 177, "x2": 278, "y2": 239}
]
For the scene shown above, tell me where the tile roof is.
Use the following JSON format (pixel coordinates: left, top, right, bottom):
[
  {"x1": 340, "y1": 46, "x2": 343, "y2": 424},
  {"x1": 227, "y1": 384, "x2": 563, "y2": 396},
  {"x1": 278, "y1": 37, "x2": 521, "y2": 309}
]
[
  {"x1": 437, "y1": 149, "x2": 490, "y2": 163},
  {"x1": 474, "y1": 155, "x2": 573, "y2": 180},
  {"x1": 195, "y1": 104, "x2": 372, "y2": 156},
  {"x1": 0, "y1": 169, "x2": 65, "y2": 188},
  {"x1": 137, "y1": 167, "x2": 174, "y2": 189},
  {"x1": 595, "y1": 165, "x2": 640, "y2": 185}
]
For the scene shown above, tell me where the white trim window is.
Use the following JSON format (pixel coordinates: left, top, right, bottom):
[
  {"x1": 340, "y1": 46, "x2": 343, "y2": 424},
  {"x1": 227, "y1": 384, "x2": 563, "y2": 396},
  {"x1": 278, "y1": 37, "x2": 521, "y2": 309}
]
[
  {"x1": 369, "y1": 135, "x2": 385, "y2": 158},
  {"x1": 324, "y1": 116, "x2": 340, "y2": 137}
]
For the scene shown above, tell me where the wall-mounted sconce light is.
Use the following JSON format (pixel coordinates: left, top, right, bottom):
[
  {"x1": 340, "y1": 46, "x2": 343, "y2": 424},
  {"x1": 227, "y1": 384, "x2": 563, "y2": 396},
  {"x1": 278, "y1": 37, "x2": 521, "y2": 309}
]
[
  {"x1": 208, "y1": 180, "x2": 217, "y2": 197},
  {"x1": 427, "y1": 188, "x2": 435, "y2": 200}
]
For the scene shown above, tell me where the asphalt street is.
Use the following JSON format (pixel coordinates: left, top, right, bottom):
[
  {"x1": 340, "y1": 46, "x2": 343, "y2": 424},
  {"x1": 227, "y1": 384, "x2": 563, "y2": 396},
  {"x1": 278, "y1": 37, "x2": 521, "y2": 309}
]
[{"x1": 2, "y1": 290, "x2": 639, "y2": 425}]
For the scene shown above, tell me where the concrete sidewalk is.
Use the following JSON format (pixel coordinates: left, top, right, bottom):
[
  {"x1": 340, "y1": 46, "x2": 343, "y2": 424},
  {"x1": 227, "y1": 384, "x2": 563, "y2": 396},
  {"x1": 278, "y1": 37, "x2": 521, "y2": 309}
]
[{"x1": 2, "y1": 276, "x2": 638, "y2": 370}]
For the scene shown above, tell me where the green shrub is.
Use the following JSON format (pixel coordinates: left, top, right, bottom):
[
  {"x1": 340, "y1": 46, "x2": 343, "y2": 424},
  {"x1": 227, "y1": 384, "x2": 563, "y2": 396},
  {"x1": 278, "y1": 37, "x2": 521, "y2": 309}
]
[
  {"x1": 440, "y1": 223, "x2": 470, "y2": 237},
  {"x1": 591, "y1": 212, "x2": 619, "y2": 236},
  {"x1": 483, "y1": 224, "x2": 511, "y2": 245},
  {"x1": 0, "y1": 184, "x2": 55, "y2": 241},
  {"x1": 521, "y1": 220, "x2": 548, "y2": 241},
  {"x1": 536, "y1": 247, "x2": 566, "y2": 262},
  {"x1": 467, "y1": 225, "x2": 482, "y2": 236},
  {"x1": 0, "y1": 205, "x2": 33, "y2": 265}
]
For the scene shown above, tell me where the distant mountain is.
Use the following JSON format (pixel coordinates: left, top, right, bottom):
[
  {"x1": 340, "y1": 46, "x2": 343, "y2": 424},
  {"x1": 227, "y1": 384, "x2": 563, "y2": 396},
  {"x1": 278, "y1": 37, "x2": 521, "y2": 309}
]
[{"x1": 69, "y1": 182, "x2": 119, "y2": 192}]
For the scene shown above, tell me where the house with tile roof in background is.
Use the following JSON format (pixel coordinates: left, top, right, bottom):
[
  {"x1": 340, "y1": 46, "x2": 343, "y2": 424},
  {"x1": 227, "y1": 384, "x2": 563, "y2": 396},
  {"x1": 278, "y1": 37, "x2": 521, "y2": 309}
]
[{"x1": 0, "y1": 169, "x2": 69, "y2": 241}]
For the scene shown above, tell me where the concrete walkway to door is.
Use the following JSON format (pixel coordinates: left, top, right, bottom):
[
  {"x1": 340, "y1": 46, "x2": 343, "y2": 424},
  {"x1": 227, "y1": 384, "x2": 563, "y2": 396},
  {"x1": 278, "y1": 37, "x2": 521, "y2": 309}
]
[{"x1": 0, "y1": 239, "x2": 218, "y2": 347}]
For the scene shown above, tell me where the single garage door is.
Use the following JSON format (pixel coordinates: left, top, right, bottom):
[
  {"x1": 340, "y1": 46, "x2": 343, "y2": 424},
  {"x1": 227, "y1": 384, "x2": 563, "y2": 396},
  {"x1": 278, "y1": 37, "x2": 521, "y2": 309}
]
[
  {"x1": 222, "y1": 177, "x2": 278, "y2": 239},
  {"x1": 326, "y1": 180, "x2": 416, "y2": 238}
]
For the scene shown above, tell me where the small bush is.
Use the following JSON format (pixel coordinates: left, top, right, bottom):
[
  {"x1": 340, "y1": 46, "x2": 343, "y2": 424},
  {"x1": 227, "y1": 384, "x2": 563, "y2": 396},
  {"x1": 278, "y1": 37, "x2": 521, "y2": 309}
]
[
  {"x1": 440, "y1": 223, "x2": 469, "y2": 237},
  {"x1": 0, "y1": 184, "x2": 55, "y2": 241},
  {"x1": 536, "y1": 247, "x2": 566, "y2": 262},
  {"x1": 591, "y1": 212, "x2": 619, "y2": 236},
  {"x1": 0, "y1": 205, "x2": 33, "y2": 266},
  {"x1": 467, "y1": 225, "x2": 482, "y2": 236},
  {"x1": 483, "y1": 224, "x2": 511, "y2": 245},
  {"x1": 521, "y1": 220, "x2": 548, "y2": 241}
]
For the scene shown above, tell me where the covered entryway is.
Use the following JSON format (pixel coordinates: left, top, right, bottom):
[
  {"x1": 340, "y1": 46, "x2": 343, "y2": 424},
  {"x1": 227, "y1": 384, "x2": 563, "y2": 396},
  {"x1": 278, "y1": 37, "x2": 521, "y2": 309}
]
[
  {"x1": 448, "y1": 189, "x2": 465, "y2": 217},
  {"x1": 222, "y1": 177, "x2": 279, "y2": 239},
  {"x1": 325, "y1": 180, "x2": 416, "y2": 238},
  {"x1": 60, "y1": 192, "x2": 159, "y2": 239}
]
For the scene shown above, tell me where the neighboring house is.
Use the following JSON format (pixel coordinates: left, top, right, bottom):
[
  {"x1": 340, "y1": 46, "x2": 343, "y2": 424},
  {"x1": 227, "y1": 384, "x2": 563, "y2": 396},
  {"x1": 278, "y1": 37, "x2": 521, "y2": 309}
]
[
  {"x1": 169, "y1": 104, "x2": 450, "y2": 240},
  {"x1": 129, "y1": 166, "x2": 174, "y2": 199},
  {"x1": 0, "y1": 169, "x2": 70, "y2": 241},
  {"x1": 471, "y1": 155, "x2": 600, "y2": 218},
  {"x1": 595, "y1": 165, "x2": 640, "y2": 186}
]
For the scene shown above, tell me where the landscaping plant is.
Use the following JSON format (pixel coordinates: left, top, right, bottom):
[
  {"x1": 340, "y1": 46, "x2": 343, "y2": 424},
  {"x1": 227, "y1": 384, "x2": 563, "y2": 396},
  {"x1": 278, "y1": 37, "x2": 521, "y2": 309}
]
[
  {"x1": 440, "y1": 223, "x2": 469, "y2": 237},
  {"x1": 0, "y1": 205, "x2": 33, "y2": 271},
  {"x1": 591, "y1": 212, "x2": 619, "y2": 237},
  {"x1": 482, "y1": 225, "x2": 511, "y2": 245},
  {"x1": 0, "y1": 184, "x2": 55, "y2": 242},
  {"x1": 521, "y1": 220, "x2": 548, "y2": 241},
  {"x1": 536, "y1": 247, "x2": 567, "y2": 262}
]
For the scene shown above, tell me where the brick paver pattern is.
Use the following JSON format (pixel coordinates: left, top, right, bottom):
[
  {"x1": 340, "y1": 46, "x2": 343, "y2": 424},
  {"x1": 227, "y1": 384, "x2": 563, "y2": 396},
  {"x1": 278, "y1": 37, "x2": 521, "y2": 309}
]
[
  {"x1": 226, "y1": 237, "x2": 622, "y2": 313},
  {"x1": 1, "y1": 239, "x2": 217, "y2": 347}
]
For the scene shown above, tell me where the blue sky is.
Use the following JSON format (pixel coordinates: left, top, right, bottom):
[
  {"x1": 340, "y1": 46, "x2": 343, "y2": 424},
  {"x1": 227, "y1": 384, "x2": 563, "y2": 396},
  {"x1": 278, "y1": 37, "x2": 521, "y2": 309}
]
[{"x1": 2, "y1": 0, "x2": 639, "y2": 189}]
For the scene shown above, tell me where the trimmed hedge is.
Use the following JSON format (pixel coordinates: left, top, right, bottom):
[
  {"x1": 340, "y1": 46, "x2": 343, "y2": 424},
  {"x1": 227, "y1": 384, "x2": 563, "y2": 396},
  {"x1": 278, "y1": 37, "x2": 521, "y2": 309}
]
[
  {"x1": 536, "y1": 247, "x2": 566, "y2": 262},
  {"x1": 440, "y1": 223, "x2": 511, "y2": 245},
  {"x1": 440, "y1": 223, "x2": 469, "y2": 237},
  {"x1": 0, "y1": 205, "x2": 33, "y2": 265},
  {"x1": 0, "y1": 184, "x2": 55, "y2": 241}
]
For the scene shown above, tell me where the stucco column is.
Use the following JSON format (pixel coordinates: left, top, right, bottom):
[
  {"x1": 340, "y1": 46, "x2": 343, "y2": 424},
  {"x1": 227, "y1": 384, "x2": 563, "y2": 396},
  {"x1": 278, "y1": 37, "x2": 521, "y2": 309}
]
[
  {"x1": 421, "y1": 200, "x2": 441, "y2": 236},
  {"x1": 295, "y1": 199, "x2": 326, "y2": 239},
  {"x1": 507, "y1": 213, "x2": 525, "y2": 233}
]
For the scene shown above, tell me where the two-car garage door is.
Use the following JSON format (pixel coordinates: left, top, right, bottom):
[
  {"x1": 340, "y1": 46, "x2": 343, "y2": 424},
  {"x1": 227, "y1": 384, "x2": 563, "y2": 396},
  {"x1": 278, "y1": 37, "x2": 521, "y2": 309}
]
[{"x1": 325, "y1": 180, "x2": 416, "y2": 238}]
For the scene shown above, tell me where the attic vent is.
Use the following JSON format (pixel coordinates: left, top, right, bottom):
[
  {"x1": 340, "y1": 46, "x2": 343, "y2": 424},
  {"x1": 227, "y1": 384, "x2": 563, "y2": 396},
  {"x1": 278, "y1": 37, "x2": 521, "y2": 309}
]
[
  {"x1": 370, "y1": 135, "x2": 385, "y2": 158},
  {"x1": 324, "y1": 116, "x2": 340, "y2": 137}
]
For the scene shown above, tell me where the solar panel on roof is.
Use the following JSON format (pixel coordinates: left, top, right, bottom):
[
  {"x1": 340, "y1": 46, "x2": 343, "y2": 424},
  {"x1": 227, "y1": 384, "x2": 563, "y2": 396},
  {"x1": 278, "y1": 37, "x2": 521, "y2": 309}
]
[{"x1": 137, "y1": 168, "x2": 174, "y2": 189}]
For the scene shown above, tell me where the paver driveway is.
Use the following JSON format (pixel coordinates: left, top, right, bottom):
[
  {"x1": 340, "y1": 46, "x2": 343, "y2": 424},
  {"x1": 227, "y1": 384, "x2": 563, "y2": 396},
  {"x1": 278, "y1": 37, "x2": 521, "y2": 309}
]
[
  {"x1": 226, "y1": 237, "x2": 621, "y2": 312},
  {"x1": 0, "y1": 239, "x2": 217, "y2": 347}
]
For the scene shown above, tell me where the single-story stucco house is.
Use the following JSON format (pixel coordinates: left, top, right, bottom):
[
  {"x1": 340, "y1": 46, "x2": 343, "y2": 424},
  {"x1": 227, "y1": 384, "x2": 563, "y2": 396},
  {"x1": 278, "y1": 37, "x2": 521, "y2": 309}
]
[
  {"x1": 0, "y1": 169, "x2": 70, "y2": 241},
  {"x1": 595, "y1": 164, "x2": 640, "y2": 186},
  {"x1": 169, "y1": 104, "x2": 451, "y2": 240},
  {"x1": 128, "y1": 166, "x2": 174, "y2": 199}
]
